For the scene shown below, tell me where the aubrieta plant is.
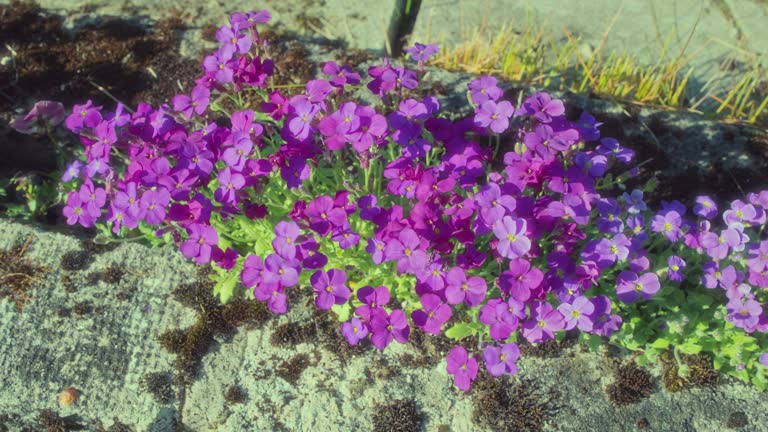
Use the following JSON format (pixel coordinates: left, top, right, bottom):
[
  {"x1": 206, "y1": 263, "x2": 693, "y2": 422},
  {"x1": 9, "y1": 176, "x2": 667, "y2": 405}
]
[{"x1": 22, "y1": 9, "x2": 768, "y2": 391}]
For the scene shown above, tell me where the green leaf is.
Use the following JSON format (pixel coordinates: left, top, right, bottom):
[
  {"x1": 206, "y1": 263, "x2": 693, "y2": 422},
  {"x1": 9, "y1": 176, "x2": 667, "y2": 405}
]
[
  {"x1": 677, "y1": 341, "x2": 702, "y2": 355},
  {"x1": 214, "y1": 273, "x2": 238, "y2": 304},
  {"x1": 332, "y1": 303, "x2": 351, "y2": 322},
  {"x1": 649, "y1": 338, "x2": 671, "y2": 349},
  {"x1": 445, "y1": 322, "x2": 482, "y2": 340}
]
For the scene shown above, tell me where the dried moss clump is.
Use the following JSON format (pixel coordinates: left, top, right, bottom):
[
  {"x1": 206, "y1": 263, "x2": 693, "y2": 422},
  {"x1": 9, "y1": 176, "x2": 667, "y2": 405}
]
[
  {"x1": 276, "y1": 353, "x2": 312, "y2": 386},
  {"x1": 473, "y1": 374, "x2": 555, "y2": 432},
  {"x1": 102, "y1": 265, "x2": 124, "y2": 284},
  {"x1": 371, "y1": 399, "x2": 423, "y2": 432},
  {"x1": 38, "y1": 409, "x2": 84, "y2": 432},
  {"x1": 605, "y1": 362, "x2": 655, "y2": 406},
  {"x1": 726, "y1": 411, "x2": 748, "y2": 429},
  {"x1": 636, "y1": 417, "x2": 650, "y2": 429},
  {"x1": 60, "y1": 250, "x2": 92, "y2": 271},
  {"x1": 0, "y1": 238, "x2": 46, "y2": 312},
  {"x1": 224, "y1": 385, "x2": 248, "y2": 405},
  {"x1": 270, "y1": 321, "x2": 316, "y2": 348},
  {"x1": 140, "y1": 372, "x2": 175, "y2": 404},
  {"x1": 661, "y1": 352, "x2": 719, "y2": 392},
  {"x1": 221, "y1": 298, "x2": 271, "y2": 329}
]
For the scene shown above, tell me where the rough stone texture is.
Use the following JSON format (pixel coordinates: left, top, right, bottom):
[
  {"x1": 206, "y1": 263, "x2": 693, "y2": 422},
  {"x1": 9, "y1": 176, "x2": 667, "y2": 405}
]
[{"x1": 2, "y1": 219, "x2": 768, "y2": 431}]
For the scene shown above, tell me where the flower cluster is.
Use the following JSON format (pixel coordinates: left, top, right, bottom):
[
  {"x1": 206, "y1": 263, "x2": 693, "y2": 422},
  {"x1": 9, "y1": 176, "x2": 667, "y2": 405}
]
[{"x1": 47, "y1": 9, "x2": 768, "y2": 392}]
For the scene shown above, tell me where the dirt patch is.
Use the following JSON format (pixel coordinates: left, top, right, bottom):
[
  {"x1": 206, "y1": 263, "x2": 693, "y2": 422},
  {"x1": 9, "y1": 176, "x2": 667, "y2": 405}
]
[{"x1": 0, "y1": 235, "x2": 47, "y2": 312}]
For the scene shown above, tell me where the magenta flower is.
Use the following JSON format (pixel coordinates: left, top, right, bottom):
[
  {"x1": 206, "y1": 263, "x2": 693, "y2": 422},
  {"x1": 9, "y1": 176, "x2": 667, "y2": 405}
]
[
  {"x1": 272, "y1": 221, "x2": 300, "y2": 259},
  {"x1": 65, "y1": 100, "x2": 102, "y2": 133},
  {"x1": 483, "y1": 343, "x2": 520, "y2": 377},
  {"x1": 521, "y1": 301, "x2": 564, "y2": 343},
  {"x1": 140, "y1": 188, "x2": 170, "y2": 225},
  {"x1": 474, "y1": 182, "x2": 516, "y2": 226},
  {"x1": 172, "y1": 86, "x2": 210, "y2": 120},
  {"x1": 474, "y1": 100, "x2": 514, "y2": 134},
  {"x1": 479, "y1": 297, "x2": 525, "y2": 340},
  {"x1": 214, "y1": 168, "x2": 245, "y2": 204},
  {"x1": 467, "y1": 76, "x2": 502, "y2": 104},
  {"x1": 498, "y1": 258, "x2": 544, "y2": 301},
  {"x1": 557, "y1": 296, "x2": 595, "y2": 332},
  {"x1": 616, "y1": 271, "x2": 661, "y2": 303},
  {"x1": 445, "y1": 267, "x2": 487, "y2": 307},
  {"x1": 341, "y1": 318, "x2": 369, "y2": 345},
  {"x1": 370, "y1": 309, "x2": 410, "y2": 349},
  {"x1": 222, "y1": 132, "x2": 254, "y2": 170},
  {"x1": 521, "y1": 92, "x2": 564, "y2": 123},
  {"x1": 411, "y1": 293, "x2": 452, "y2": 335},
  {"x1": 446, "y1": 346, "x2": 478, "y2": 391},
  {"x1": 181, "y1": 224, "x2": 219, "y2": 264},
  {"x1": 492, "y1": 216, "x2": 531, "y2": 259}
]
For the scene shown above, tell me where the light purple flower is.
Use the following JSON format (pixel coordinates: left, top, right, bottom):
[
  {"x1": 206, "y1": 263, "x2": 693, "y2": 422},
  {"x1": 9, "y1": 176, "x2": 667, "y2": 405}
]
[
  {"x1": 483, "y1": 343, "x2": 520, "y2": 377},
  {"x1": 467, "y1": 76, "x2": 502, "y2": 104},
  {"x1": 492, "y1": 216, "x2": 531, "y2": 259},
  {"x1": 521, "y1": 301, "x2": 564, "y2": 343},
  {"x1": 405, "y1": 42, "x2": 439, "y2": 62},
  {"x1": 341, "y1": 318, "x2": 369, "y2": 345},
  {"x1": 479, "y1": 297, "x2": 524, "y2": 340},
  {"x1": 668, "y1": 256, "x2": 686, "y2": 281},
  {"x1": 384, "y1": 228, "x2": 428, "y2": 274},
  {"x1": 521, "y1": 92, "x2": 564, "y2": 123},
  {"x1": 446, "y1": 346, "x2": 478, "y2": 391},
  {"x1": 474, "y1": 100, "x2": 514, "y2": 134},
  {"x1": 616, "y1": 271, "x2": 661, "y2": 303},
  {"x1": 444, "y1": 267, "x2": 487, "y2": 307},
  {"x1": 411, "y1": 293, "x2": 452, "y2": 335},
  {"x1": 694, "y1": 195, "x2": 718, "y2": 219},
  {"x1": 262, "y1": 253, "x2": 300, "y2": 288},
  {"x1": 181, "y1": 224, "x2": 218, "y2": 264},
  {"x1": 558, "y1": 296, "x2": 595, "y2": 332},
  {"x1": 273, "y1": 221, "x2": 300, "y2": 258}
]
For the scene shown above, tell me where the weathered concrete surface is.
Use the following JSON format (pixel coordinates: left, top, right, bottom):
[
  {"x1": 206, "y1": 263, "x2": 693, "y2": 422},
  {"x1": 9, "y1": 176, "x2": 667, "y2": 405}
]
[{"x1": 2, "y1": 219, "x2": 768, "y2": 432}]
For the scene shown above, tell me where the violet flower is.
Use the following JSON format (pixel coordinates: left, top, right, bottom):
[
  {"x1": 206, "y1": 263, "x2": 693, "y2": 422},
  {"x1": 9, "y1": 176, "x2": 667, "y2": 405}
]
[
  {"x1": 181, "y1": 224, "x2": 219, "y2": 264},
  {"x1": 311, "y1": 268, "x2": 351, "y2": 310},
  {"x1": 668, "y1": 255, "x2": 686, "y2": 281},
  {"x1": 405, "y1": 42, "x2": 439, "y2": 62},
  {"x1": 370, "y1": 309, "x2": 410, "y2": 349},
  {"x1": 355, "y1": 285, "x2": 390, "y2": 321},
  {"x1": 616, "y1": 271, "x2": 661, "y2": 303},
  {"x1": 474, "y1": 100, "x2": 514, "y2": 134},
  {"x1": 483, "y1": 343, "x2": 520, "y2": 377},
  {"x1": 492, "y1": 216, "x2": 531, "y2": 259},
  {"x1": 445, "y1": 267, "x2": 487, "y2": 307},
  {"x1": 446, "y1": 346, "x2": 478, "y2": 391},
  {"x1": 521, "y1": 92, "x2": 564, "y2": 123},
  {"x1": 341, "y1": 318, "x2": 368, "y2": 345},
  {"x1": 498, "y1": 258, "x2": 544, "y2": 301},
  {"x1": 521, "y1": 301, "x2": 564, "y2": 343},
  {"x1": 467, "y1": 76, "x2": 502, "y2": 104},
  {"x1": 557, "y1": 296, "x2": 595, "y2": 332},
  {"x1": 172, "y1": 86, "x2": 210, "y2": 120},
  {"x1": 479, "y1": 297, "x2": 524, "y2": 340},
  {"x1": 411, "y1": 293, "x2": 452, "y2": 335}
]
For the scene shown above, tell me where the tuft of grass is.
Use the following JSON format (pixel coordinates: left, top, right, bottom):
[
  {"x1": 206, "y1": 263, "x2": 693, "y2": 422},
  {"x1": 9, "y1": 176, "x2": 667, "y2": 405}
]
[{"x1": 425, "y1": 10, "x2": 768, "y2": 126}]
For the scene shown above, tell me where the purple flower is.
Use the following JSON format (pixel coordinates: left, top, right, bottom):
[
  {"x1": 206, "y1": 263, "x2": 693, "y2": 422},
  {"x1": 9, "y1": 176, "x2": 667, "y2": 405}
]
[
  {"x1": 596, "y1": 137, "x2": 634, "y2": 164},
  {"x1": 273, "y1": 221, "x2": 300, "y2": 258},
  {"x1": 216, "y1": 23, "x2": 252, "y2": 54},
  {"x1": 446, "y1": 346, "x2": 478, "y2": 391},
  {"x1": 616, "y1": 271, "x2": 661, "y2": 304},
  {"x1": 405, "y1": 42, "x2": 439, "y2": 62},
  {"x1": 650, "y1": 209, "x2": 683, "y2": 242},
  {"x1": 65, "y1": 100, "x2": 102, "y2": 133},
  {"x1": 474, "y1": 182, "x2": 516, "y2": 225},
  {"x1": 63, "y1": 192, "x2": 94, "y2": 227},
  {"x1": 727, "y1": 298, "x2": 763, "y2": 331},
  {"x1": 241, "y1": 254, "x2": 264, "y2": 288},
  {"x1": 576, "y1": 112, "x2": 602, "y2": 141},
  {"x1": 521, "y1": 301, "x2": 564, "y2": 343},
  {"x1": 297, "y1": 239, "x2": 328, "y2": 270},
  {"x1": 483, "y1": 343, "x2": 520, "y2": 377},
  {"x1": 254, "y1": 283, "x2": 287, "y2": 314},
  {"x1": 385, "y1": 228, "x2": 428, "y2": 274},
  {"x1": 341, "y1": 318, "x2": 369, "y2": 345},
  {"x1": 411, "y1": 293, "x2": 452, "y2": 335},
  {"x1": 589, "y1": 295, "x2": 622, "y2": 336},
  {"x1": 694, "y1": 195, "x2": 718, "y2": 219},
  {"x1": 667, "y1": 256, "x2": 686, "y2": 281},
  {"x1": 467, "y1": 76, "x2": 502, "y2": 104},
  {"x1": 222, "y1": 132, "x2": 254, "y2": 170},
  {"x1": 759, "y1": 353, "x2": 768, "y2": 366},
  {"x1": 557, "y1": 296, "x2": 595, "y2": 332},
  {"x1": 203, "y1": 47, "x2": 237, "y2": 83},
  {"x1": 370, "y1": 309, "x2": 410, "y2": 349},
  {"x1": 140, "y1": 188, "x2": 170, "y2": 225},
  {"x1": 355, "y1": 285, "x2": 390, "y2": 321},
  {"x1": 479, "y1": 297, "x2": 525, "y2": 340},
  {"x1": 594, "y1": 234, "x2": 631, "y2": 264},
  {"x1": 521, "y1": 92, "x2": 564, "y2": 123},
  {"x1": 281, "y1": 157, "x2": 311, "y2": 189},
  {"x1": 358, "y1": 195, "x2": 382, "y2": 221},
  {"x1": 288, "y1": 101, "x2": 320, "y2": 140},
  {"x1": 214, "y1": 168, "x2": 245, "y2": 204},
  {"x1": 492, "y1": 216, "x2": 531, "y2": 259},
  {"x1": 474, "y1": 100, "x2": 514, "y2": 134},
  {"x1": 621, "y1": 189, "x2": 646, "y2": 214},
  {"x1": 498, "y1": 258, "x2": 544, "y2": 301},
  {"x1": 181, "y1": 224, "x2": 218, "y2": 264},
  {"x1": 262, "y1": 253, "x2": 300, "y2": 288},
  {"x1": 173, "y1": 86, "x2": 210, "y2": 120},
  {"x1": 700, "y1": 228, "x2": 741, "y2": 260},
  {"x1": 366, "y1": 238, "x2": 386, "y2": 264},
  {"x1": 445, "y1": 267, "x2": 487, "y2": 307},
  {"x1": 524, "y1": 123, "x2": 578, "y2": 159},
  {"x1": 311, "y1": 268, "x2": 351, "y2": 310},
  {"x1": 331, "y1": 224, "x2": 360, "y2": 250},
  {"x1": 321, "y1": 61, "x2": 361, "y2": 87},
  {"x1": 305, "y1": 195, "x2": 347, "y2": 236}
]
